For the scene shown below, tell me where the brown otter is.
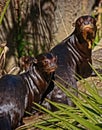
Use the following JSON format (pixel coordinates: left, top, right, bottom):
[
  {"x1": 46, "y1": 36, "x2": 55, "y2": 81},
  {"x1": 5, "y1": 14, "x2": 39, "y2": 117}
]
[
  {"x1": 41, "y1": 15, "x2": 97, "y2": 111},
  {"x1": 0, "y1": 53, "x2": 57, "y2": 130}
]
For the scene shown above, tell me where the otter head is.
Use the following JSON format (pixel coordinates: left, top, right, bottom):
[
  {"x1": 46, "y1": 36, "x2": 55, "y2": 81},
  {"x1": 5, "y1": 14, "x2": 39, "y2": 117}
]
[
  {"x1": 35, "y1": 53, "x2": 57, "y2": 74},
  {"x1": 75, "y1": 15, "x2": 97, "y2": 49}
]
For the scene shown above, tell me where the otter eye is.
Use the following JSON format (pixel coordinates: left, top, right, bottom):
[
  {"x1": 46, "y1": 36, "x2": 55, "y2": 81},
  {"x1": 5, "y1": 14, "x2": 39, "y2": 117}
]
[
  {"x1": 76, "y1": 18, "x2": 83, "y2": 27},
  {"x1": 90, "y1": 18, "x2": 94, "y2": 23},
  {"x1": 53, "y1": 56, "x2": 57, "y2": 63},
  {"x1": 87, "y1": 16, "x2": 91, "y2": 21}
]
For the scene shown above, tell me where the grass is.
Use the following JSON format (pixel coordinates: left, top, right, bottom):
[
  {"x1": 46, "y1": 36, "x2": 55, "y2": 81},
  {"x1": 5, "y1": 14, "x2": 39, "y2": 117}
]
[{"x1": 0, "y1": 0, "x2": 11, "y2": 25}]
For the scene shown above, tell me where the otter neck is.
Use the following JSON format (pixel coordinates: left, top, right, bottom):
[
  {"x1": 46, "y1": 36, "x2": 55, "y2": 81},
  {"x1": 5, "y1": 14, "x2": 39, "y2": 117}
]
[
  {"x1": 67, "y1": 33, "x2": 92, "y2": 64},
  {"x1": 74, "y1": 31, "x2": 92, "y2": 57},
  {"x1": 20, "y1": 66, "x2": 49, "y2": 107}
]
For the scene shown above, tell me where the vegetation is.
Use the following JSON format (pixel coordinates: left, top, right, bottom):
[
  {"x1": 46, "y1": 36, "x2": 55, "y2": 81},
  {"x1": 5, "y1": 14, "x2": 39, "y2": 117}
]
[{"x1": 0, "y1": 0, "x2": 10, "y2": 25}]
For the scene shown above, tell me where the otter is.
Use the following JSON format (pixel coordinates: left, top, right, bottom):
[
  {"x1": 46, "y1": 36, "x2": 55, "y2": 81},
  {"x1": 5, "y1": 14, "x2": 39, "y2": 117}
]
[
  {"x1": 0, "y1": 53, "x2": 57, "y2": 130},
  {"x1": 41, "y1": 15, "x2": 97, "y2": 111}
]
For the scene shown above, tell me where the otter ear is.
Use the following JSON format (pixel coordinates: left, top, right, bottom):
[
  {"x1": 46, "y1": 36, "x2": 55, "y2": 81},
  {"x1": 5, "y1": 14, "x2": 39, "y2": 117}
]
[
  {"x1": 56, "y1": 55, "x2": 58, "y2": 61},
  {"x1": 94, "y1": 16, "x2": 98, "y2": 23},
  {"x1": 33, "y1": 58, "x2": 38, "y2": 64},
  {"x1": 72, "y1": 22, "x2": 75, "y2": 27}
]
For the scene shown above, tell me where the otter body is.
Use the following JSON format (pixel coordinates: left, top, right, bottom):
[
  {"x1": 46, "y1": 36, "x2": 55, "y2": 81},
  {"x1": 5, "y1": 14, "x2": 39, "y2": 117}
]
[
  {"x1": 0, "y1": 53, "x2": 57, "y2": 130},
  {"x1": 41, "y1": 15, "x2": 97, "y2": 111}
]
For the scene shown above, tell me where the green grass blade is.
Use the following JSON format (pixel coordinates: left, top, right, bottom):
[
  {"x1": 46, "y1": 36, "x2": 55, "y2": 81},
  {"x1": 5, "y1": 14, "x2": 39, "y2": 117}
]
[
  {"x1": 0, "y1": 0, "x2": 11, "y2": 25},
  {"x1": 34, "y1": 103, "x2": 81, "y2": 130},
  {"x1": 54, "y1": 81, "x2": 100, "y2": 123},
  {"x1": 79, "y1": 91, "x2": 102, "y2": 115}
]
